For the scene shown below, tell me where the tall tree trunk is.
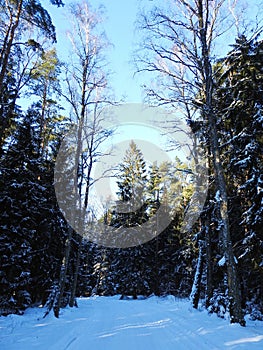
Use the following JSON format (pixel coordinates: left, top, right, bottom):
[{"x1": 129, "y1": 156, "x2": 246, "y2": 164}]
[
  {"x1": 69, "y1": 159, "x2": 92, "y2": 306},
  {"x1": 197, "y1": 0, "x2": 245, "y2": 326},
  {"x1": 206, "y1": 94, "x2": 244, "y2": 325},
  {"x1": 0, "y1": 0, "x2": 23, "y2": 150},
  {"x1": 0, "y1": 0, "x2": 23, "y2": 92},
  {"x1": 39, "y1": 84, "x2": 48, "y2": 157},
  {"x1": 54, "y1": 120, "x2": 82, "y2": 316},
  {"x1": 204, "y1": 153, "x2": 213, "y2": 308},
  {"x1": 68, "y1": 63, "x2": 87, "y2": 307}
]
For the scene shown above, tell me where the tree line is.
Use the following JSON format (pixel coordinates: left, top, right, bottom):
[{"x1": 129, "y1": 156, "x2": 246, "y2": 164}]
[{"x1": 0, "y1": 0, "x2": 262, "y2": 326}]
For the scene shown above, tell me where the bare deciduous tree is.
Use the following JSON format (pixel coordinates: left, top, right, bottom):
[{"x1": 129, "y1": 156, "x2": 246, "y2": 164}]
[
  {"x1": 54, "y1": 0, "x2": 114, "y2": 316},
  {"x1": 137, "y1": 0, "x2": 245, "y2": 325}
]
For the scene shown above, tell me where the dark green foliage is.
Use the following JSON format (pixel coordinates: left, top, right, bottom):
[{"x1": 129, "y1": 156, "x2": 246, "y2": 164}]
[
  {"x1": 49, "y1": 0, "x2": 64, "y2": 7},
  {"x1": 22, "y1": 1, "x2": 56, "y2": 42},
  {"x1": 108, "y1": 141, "x2": 151, "y2": 298},
  {"x1": 214, "y1": 36, "x2": 263, "y2": 315},
  {"x1": 0, "y1": 108, "x2": 66, "y2": 314},
  {"x1": 197, "y1": 36, "x2": 263, "y2": 318},
  {"x1": 74, "y1": 142, "x2": 197, "y2": 300},
  {"x1": 0, "y1": 59, "x2": 20, "y2": 153}
]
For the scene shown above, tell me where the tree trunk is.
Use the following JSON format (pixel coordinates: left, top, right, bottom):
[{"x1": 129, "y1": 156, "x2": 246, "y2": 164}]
[
  {"x1": 0, "y1": 0, "x2": 23, "y2": 92},
  {"x1": 69, "y1": 235, "x2": 82, "y2": 307},
  {"x1": 190, "y1": 240, "x2": 204, "y2": 309},
  {"x1": 0, "y1": 1, "x2": 23, "y2": 150},
  {"x1": 205, "y1": 223, "x2": 213, "y2": 308},
  {"x1": 197, "y1": 0, "x2": 245, "y2": 326},
  {"x1": 54, "y1": 227, "x2": 73, "y2": 318},
  {"x1": 39, "y1": 84, "x2": 48, "y2": 157},
  {"x1": 207, "y1": 105, "x2": 244, "y2": 325}
]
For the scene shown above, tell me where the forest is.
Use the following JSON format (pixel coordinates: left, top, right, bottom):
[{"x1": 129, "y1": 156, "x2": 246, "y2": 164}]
[{"x1": 0, "y1": 0, "x2": 262, "y2": 328}]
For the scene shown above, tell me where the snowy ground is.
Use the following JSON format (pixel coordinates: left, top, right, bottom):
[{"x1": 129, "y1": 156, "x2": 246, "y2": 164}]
[{"x1": 0, "y1": 296, "x2": 263, "y2": 350}]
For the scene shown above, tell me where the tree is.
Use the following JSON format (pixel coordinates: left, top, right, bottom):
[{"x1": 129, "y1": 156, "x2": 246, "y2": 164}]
[
  {"x1": 214, "y1": 36, "x2": 263, "y2": 318},
  {"x1": 0, "y1": 54, "x2": 21, "y2": 153},
  {"x1": 54, "y1": 0, "x2": 113, "y2": 315},
  {"x1": 138, "y1": 0, "x2": 245, "y2": 325},
  {"x1": 29, "y1": 48, "x2": 63, "y2": 157},
  {"x1": 0, "y1": 0, "x2": 58, "y2": 91},
  {"x1": 114, "y1": 140, "x2": 148, "y2": 226},
  {"x1": 0, "y1": 106, "x2": 65, "y2": 315},
  {"x1": 0, "y1": 0, "x2": 62, "y2": 151},
  {"x1": 109, "y1": 141, "x2": 149, "y2": 298}
]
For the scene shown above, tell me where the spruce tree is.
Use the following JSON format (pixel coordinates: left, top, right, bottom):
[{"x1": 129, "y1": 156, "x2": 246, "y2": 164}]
[
  {"x1": 215, "y1": 36, "x2": 263, "y2": 318},
  {"x1": 0, "y1": 108, "x2": 65, "y2": 314},
  {"x1": 112, "y1": 140, "x2": 148, "y2": 229},
  {"x1": 109, "y1": 141, "x2": 149, "y2": 298}
]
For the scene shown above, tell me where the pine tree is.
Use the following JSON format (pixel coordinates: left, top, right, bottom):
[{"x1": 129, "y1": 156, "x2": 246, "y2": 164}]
[
  {"x1": 0, "y1": 0, "x2": 63, "y2": 153},
  {"x1": 29, "y1": 48, "x2": 62, "y2": 157},
  {"x1": 0, "y1": 0, "x2": 58, "y2": 91},
  {"x1": 0, "y1": 56, "x2": 21, "y2": 153}
]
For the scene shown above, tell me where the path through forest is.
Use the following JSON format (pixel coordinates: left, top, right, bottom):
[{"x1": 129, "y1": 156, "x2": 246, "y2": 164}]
[{"x1": 1, "y1": 296, "x2": 263, "y2": 349}]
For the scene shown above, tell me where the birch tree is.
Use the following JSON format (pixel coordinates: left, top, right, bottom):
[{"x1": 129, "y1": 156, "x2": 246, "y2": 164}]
[
  {"x1": 54, "y1": 0, "x2": 113, "y2": 315},
  {"x1": 138, "y1": 0, "x2": 245, "y2": 325}
]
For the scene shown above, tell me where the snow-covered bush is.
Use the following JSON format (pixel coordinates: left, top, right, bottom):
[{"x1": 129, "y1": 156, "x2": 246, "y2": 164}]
[
  {"x1": 246, "y1": 299, "x2": 263, "y2": 321},
  {"x1": 207, "y1": 292, "x2": 229, "y2": 319}
]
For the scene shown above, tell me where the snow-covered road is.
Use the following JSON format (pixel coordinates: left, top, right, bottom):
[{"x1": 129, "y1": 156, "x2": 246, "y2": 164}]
[{"x1": 1, "y1": 296, "x2": 263, "y2": 349}]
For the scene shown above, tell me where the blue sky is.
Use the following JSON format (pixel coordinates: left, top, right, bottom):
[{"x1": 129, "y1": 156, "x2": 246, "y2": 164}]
[
  {"x1": 45, "y1": 0, "x2": 262, "y2": 211},
  {"x1": 44, "y1": 0, "x2": 147, "y2": 102},
  {"x1": 44, "y1": 0, "x2": 263, "y2": 104},
  {"x1": 96, "y1": 0, "x2": 144, "y2": 102},
  {"x1": 43, "y1": 0, "x2": 263, "y2": 152}
]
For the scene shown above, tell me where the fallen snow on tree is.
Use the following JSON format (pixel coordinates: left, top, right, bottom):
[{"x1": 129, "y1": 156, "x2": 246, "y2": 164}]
[{"x1": 218, "y1": 255, "x2": 226, "y2": 266}]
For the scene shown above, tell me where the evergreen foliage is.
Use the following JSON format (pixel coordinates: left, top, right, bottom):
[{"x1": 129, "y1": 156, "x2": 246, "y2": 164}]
[
  {"x1": 214, "y1": 36, "x2": 263, "y2": 317},
  {"x1": 0, "y1": 109, "x2": 66, "y2": 314},
  {"x1": 0, "y1": 0, "x2": 262, "y2": 324}
]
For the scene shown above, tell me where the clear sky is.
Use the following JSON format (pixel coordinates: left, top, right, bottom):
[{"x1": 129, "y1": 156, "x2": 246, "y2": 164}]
[
  {"x1": 44, "y1": 0, "x2": 148, "y2": 102},
  {"x1": 94, "y1": 0, "x2": 144, "y2": 102}
]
